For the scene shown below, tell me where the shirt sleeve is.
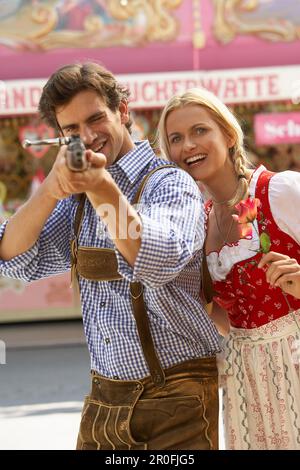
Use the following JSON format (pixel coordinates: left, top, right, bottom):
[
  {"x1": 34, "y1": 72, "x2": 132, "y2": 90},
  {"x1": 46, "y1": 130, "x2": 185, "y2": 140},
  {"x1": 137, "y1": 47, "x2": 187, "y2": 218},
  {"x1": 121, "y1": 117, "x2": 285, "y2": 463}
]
[
  {"x1": 116, "y1": 168, "x2": 205, "y2": 288},
  {"x1": 269, "y1": 170, "x2": 300, "y2": 244},
  {"x1": 0, "y1": 198, "x2": 73, "y2": 282}
]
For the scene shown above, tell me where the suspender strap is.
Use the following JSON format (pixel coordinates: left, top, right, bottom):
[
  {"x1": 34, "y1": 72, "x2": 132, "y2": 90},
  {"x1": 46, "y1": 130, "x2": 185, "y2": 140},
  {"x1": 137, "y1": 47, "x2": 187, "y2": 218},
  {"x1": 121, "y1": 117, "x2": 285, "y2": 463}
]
[
  {"x1": 130, "y1": 282, "x2": 165, "y2": 386},
  {"x1": 200, "y1": 249, "x2": 214, "y2": 315},
  {"x1": 71, "y1": 164, "x2": 176, "y2": 387},
  {"x1": 129, "y1": 164, "x2": 176, "y2": 387},
  {"x1": 201, "y1": 229, "x2": 216, "y2": 305},
  {"x1": 74, "y1": 193, "x2": 86, "y2": 236},
  {"x1": 70, "y1": 194, "x2": 86, "y2": 289},
  {"x1": 132, "y1": 164, "x2": 175, "y2": 205}
]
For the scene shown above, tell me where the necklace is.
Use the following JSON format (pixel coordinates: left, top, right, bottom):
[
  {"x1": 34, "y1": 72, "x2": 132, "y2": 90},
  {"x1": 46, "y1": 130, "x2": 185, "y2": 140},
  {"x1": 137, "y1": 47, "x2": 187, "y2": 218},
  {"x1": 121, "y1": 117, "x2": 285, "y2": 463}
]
[
  {"x1": 212, "y1": 196, "x2": 233, "y2": 206},
  {"x1": 214, "y1": 209, "x2": 234, "y2": 267},
  {"x1": 211, "y1": 184, "x2": 239, "y2": 206}
]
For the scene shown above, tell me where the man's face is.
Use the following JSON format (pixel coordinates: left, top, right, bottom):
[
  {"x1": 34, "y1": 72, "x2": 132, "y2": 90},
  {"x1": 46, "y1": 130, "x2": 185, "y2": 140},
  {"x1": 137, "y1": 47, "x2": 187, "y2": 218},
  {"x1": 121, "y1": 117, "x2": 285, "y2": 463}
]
[{"x1": 56, "y1": 89, "x2": 134, "y2": 166}]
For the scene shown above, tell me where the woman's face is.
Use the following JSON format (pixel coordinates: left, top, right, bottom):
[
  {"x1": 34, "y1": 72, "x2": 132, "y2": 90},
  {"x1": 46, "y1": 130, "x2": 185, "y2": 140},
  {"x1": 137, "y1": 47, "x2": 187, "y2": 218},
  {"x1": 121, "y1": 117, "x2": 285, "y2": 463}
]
[
  {"x1": 56, "y1": 89, "x2": 133, "y2": 167},
  {"x1": 165, "y1": 104, "x2": 233, "y2": 182}
]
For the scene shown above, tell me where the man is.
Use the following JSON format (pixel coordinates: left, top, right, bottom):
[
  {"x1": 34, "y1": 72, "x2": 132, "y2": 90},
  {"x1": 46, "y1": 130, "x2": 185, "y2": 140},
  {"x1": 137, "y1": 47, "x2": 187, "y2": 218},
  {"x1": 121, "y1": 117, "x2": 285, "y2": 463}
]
[{"x1": 0, "y1": 62, "x2": 219, "y2": 450}]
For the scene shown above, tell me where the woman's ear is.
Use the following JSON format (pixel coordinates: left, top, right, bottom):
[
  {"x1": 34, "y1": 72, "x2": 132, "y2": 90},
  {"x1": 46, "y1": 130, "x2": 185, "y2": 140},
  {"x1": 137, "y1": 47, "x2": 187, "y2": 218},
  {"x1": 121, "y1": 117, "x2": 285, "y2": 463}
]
[{"x1": 227, "y1": 134, "x2": 236, "y2": 149}]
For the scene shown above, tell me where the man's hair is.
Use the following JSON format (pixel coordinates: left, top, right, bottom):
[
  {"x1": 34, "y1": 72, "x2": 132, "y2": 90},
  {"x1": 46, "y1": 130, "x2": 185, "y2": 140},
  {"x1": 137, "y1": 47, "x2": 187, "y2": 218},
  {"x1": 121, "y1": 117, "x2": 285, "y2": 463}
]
[{"x1": 38, "y1": 62, "x2": 132, "y2": 133}]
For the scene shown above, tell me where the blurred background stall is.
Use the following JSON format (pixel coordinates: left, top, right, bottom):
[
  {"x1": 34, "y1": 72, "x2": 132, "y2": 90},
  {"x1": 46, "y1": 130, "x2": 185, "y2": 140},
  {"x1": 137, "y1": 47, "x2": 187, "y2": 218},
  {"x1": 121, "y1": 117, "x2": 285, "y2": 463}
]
[{"x1": 0, "y1": 0, "x2": 300, "y2": 319}]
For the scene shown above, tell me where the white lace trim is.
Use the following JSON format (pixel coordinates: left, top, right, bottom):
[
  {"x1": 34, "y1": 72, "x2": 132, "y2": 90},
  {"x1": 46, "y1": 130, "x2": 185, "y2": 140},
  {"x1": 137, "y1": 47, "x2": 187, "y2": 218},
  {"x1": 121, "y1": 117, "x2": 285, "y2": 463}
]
[{"x1": 207, "y1": 227, "x2": 260, "y2": 281}]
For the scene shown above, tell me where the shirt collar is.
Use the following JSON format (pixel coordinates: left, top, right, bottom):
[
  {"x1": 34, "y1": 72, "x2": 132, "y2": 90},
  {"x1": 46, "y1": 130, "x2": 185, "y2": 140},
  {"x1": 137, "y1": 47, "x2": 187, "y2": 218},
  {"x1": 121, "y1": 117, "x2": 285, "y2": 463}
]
[{"x1": 108, "y1": 140, "x2": 154, "y2": 184}]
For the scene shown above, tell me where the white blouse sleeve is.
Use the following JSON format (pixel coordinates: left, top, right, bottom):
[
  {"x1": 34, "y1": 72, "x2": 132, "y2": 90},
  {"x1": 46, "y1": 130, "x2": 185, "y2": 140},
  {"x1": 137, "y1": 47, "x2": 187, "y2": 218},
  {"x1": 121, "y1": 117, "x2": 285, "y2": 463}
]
[{"x1": 269, "y1": 170, "x2": 300, "y2": 245}]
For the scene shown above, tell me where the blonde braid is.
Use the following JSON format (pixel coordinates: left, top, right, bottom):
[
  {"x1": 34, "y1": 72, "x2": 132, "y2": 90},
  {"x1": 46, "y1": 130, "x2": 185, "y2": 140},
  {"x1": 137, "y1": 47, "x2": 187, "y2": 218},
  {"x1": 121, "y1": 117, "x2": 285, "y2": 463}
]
[{"x1": 228, "y1": 147, "x2": 250, "y2": 207}]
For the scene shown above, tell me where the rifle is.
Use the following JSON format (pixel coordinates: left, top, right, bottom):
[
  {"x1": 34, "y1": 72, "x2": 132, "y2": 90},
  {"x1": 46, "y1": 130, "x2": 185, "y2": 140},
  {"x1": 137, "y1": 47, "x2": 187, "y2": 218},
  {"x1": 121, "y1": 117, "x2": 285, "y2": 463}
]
[{"x1": 22, "y1": 135, "x2": 88, "y2": 172}]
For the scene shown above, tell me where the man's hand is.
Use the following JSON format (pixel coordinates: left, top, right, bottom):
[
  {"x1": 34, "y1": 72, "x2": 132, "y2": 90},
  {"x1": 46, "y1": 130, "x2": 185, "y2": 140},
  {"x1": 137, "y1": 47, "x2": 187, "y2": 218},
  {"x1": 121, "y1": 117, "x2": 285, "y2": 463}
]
[
  {"x1": 0, "y1": 149, "x2": 109, "y2": 261},
  {"x1": 258, "y1": 251, "x2": 300, "y2": 299},
  {"x1": 43, "y1": 147, "x2": 107, "y2": 200}
]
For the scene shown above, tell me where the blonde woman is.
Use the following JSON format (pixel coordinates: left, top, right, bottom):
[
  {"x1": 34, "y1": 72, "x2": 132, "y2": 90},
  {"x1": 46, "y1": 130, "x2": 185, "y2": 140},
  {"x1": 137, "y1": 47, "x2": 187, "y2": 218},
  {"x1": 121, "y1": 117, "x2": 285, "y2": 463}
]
[{"x1": 157, "y1": 88, "x2": 300, "y2": 450}]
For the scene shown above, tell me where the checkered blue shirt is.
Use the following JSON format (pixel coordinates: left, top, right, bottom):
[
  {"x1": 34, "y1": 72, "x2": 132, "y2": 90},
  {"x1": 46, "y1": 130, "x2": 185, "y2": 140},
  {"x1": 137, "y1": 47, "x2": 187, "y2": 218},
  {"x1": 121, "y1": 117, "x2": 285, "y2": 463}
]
[{"x1": 0, "y1": 141, "x2": 219, "y2": 379}]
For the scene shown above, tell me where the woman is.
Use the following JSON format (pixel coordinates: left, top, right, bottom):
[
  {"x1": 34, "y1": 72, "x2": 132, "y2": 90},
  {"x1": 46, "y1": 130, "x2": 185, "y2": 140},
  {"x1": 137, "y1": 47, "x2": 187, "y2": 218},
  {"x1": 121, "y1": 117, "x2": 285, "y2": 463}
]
[{"x1": 157, "y1": 88, "x2": 300, "y2": 450}]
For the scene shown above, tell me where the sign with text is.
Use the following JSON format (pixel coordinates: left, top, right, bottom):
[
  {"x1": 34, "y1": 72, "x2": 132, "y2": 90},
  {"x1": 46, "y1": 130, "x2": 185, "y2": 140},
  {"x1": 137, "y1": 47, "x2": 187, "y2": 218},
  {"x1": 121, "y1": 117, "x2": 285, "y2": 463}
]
[
  {"x1": 254, "y1": 112, "x2": 300, "y2": 146},
  {"x1": 1, "y1": 65, "x2": 300, "y2": 116}
]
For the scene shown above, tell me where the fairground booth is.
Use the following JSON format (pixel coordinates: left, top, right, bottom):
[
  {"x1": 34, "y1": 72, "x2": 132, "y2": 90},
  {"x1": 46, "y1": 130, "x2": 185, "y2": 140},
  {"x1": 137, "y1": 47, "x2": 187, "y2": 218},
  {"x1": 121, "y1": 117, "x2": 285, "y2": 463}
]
[{"x1": 0, "y1": 0, "x2": 299, "y2": 322}]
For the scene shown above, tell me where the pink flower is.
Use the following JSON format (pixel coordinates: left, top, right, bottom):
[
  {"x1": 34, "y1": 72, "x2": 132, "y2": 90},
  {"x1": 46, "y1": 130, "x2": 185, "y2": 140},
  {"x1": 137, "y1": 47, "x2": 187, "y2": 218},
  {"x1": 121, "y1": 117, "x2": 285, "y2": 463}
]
[
  {"x1": 232, "y1": 197, "x2": 261, "y2": 239},
  {"x1": 235, "y1": 197, "x2": 260, "y2": 224},
  {"x1": 232, "y1": 214, "x2": 252, "y2": 238}
]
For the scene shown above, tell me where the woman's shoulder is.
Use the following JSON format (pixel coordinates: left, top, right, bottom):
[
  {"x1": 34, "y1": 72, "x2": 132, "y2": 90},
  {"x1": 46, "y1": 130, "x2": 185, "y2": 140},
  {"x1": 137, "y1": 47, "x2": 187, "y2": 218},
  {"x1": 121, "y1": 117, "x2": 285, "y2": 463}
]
[
  {"x1": 271, "y1": 169, "x2": 300, "y2": 186},
  {"x1": 265, "y1": 170, "x2": 300, "y2": 240},
  {"x1": 267, "y1": 170, "x2": 300, "y2": 204},
  {"x1": 251, "y1": 166, "x2": 300, "y2": 196}
]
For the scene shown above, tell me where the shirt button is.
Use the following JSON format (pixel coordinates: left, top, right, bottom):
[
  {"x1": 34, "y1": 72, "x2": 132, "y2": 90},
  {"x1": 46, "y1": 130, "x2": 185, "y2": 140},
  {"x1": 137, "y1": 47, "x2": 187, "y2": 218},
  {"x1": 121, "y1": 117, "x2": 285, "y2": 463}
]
[
  {"x1": 113, "y1": 376, "x2": 119, "y2": 380},
  {"x1": 100, "y1": 302, "x2": 106, "y2": 307},
  {"x1": 104, "y1": 338, "x2": 110, "y2": 344}
]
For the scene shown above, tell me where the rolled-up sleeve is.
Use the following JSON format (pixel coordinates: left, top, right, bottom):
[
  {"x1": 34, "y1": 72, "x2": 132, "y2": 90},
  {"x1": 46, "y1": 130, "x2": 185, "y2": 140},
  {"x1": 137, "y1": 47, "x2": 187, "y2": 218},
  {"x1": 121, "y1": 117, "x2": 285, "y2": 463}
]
[
  {"x1": 116, "y1": 169, "x2": 205, "y2": 287},
  {"x1": 0, "y1": 198, "x2": 73, "y2": 282},
  {"x1": 0, "y1": 220, "x2": 40, "y2": 281}
]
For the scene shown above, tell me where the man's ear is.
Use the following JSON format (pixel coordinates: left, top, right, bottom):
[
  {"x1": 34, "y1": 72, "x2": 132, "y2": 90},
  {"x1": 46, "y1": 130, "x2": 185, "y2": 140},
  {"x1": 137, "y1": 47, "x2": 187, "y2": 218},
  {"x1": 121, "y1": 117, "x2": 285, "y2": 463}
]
[{"x1": 119, "y1": 100, "x2": 129, "y2": 124}]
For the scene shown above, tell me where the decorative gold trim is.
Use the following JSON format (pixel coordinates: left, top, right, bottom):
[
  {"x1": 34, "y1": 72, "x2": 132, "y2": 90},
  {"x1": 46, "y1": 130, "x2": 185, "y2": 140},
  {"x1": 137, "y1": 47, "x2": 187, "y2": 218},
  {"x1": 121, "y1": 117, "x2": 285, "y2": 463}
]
[
  {"x1": 213, "y1": 0, "x2": 299, "y2": 44},
  {"x1": 193, "y1": 0, "x2": 206, "y2": 49},
  {"x1": 0, "y1": 0, "x2": 183, "y2": 51}
]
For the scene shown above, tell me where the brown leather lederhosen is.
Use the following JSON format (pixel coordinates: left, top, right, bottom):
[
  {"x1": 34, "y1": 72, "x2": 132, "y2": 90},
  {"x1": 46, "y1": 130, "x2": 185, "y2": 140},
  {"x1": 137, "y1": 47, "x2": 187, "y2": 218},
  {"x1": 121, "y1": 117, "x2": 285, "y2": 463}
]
[{"x1": 72, "y1": 166, "x2": 219, "y2": 450}]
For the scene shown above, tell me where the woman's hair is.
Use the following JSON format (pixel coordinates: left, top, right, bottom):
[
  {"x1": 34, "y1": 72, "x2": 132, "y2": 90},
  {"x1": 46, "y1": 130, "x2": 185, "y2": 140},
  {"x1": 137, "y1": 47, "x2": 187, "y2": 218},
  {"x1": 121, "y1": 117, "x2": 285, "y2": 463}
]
[
  {"x1": 38, "y1": 62, "x2": 132, "y2": 133},
  {"x1": 157, "y1": 87, "x2": 253, "y2": 206}
]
